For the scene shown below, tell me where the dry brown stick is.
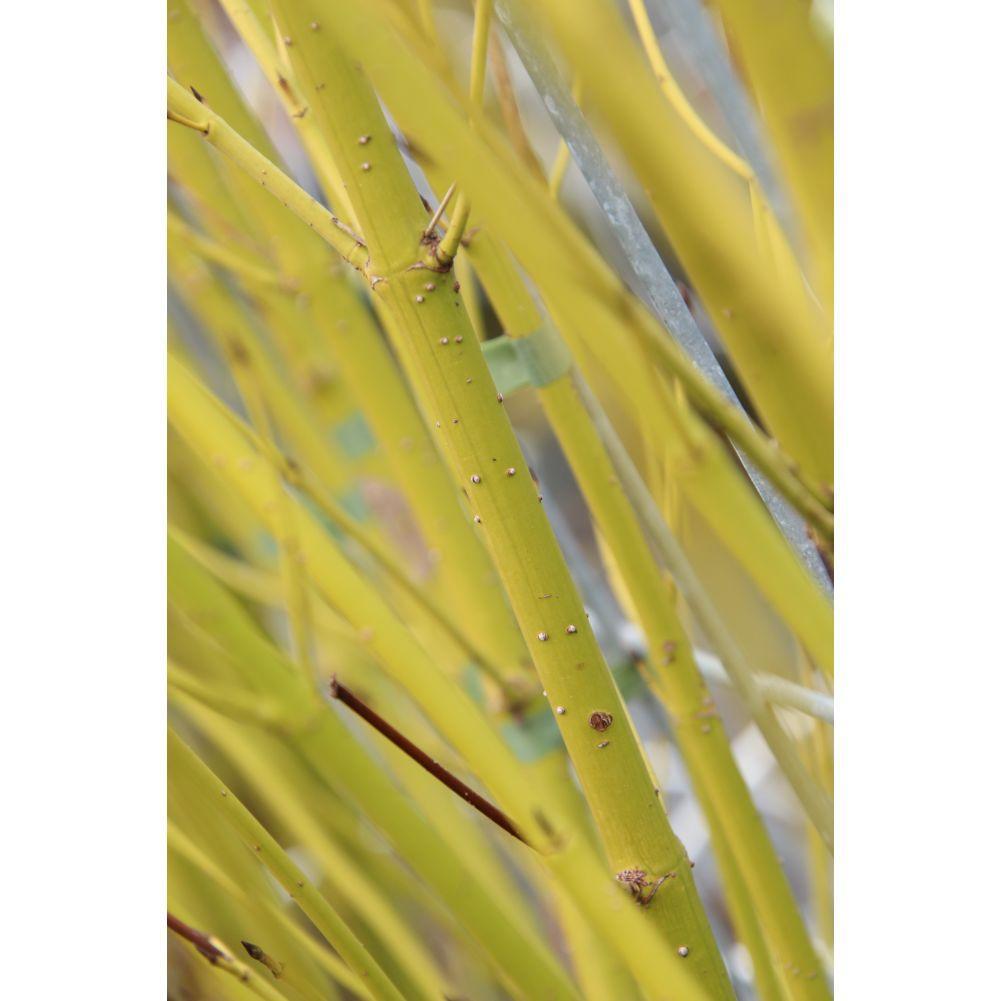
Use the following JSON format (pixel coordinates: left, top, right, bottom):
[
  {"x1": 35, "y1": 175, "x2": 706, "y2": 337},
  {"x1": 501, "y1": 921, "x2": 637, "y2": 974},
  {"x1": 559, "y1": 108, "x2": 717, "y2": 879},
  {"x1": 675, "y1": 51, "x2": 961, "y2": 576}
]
[
  {"x1": 329, "y1": 677, "x2": 529, "y2": 847},
  {"x1": 168, "y1": 911, "x2": 228, "y2": 964}
]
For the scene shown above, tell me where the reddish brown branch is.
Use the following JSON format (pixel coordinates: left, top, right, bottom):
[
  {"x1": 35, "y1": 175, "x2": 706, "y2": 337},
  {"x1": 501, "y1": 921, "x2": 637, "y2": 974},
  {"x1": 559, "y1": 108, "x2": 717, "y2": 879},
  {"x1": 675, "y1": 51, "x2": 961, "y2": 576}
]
[
  {"x1": 329, "y1": 676, "x2": 529, "y2": 847},
  {"x1": 167, "y1": 911, "x2": 226, "y2": 964}
]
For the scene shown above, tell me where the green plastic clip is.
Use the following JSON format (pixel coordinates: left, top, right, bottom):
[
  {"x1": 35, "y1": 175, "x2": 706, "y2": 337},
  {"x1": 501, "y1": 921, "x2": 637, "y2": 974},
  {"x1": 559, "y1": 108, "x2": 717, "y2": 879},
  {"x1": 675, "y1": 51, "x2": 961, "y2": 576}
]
[{"x1": 481, "y1": 324, "x2": 573, "y2": 397}]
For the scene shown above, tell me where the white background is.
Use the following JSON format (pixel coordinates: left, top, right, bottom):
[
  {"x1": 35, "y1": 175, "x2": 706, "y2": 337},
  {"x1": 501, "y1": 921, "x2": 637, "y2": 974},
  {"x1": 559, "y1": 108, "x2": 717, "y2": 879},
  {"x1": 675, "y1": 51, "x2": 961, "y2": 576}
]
[{"x1": 0, "y1": 1, "x2": 998, "y2": 996}]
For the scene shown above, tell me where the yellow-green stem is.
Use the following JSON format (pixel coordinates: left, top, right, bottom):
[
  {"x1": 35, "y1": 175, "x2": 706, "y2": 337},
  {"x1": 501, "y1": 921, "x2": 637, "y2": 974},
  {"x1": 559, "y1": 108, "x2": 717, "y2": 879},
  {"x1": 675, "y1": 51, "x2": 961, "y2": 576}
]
[
  {"x1": 263, "y1": 8, "x2": 732, "y2": 991},
  {"x1": 168, "y1": 729, "x2": 408, "y2": 1001},
  {"x1": 469, "y1": 238, "x2": 829, "y2": 998}
]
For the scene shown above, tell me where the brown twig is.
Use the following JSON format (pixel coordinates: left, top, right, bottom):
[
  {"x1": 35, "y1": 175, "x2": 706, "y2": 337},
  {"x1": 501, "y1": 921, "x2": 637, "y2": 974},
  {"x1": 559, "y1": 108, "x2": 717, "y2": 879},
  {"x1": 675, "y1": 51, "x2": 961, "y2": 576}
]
[
  {"x1": 168, "y1": 911, "x2": 228, "y2": 965},
  {"x1": 329, "y1": 677, "x2": 529, "y2": 846}
]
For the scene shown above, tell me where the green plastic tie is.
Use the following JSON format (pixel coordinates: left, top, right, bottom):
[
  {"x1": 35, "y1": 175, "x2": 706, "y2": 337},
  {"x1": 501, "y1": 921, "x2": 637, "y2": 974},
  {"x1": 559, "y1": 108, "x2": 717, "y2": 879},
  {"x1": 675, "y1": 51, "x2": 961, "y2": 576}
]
[{"x1": 481, "y1": 324, "x2": 573, "y2": 396}]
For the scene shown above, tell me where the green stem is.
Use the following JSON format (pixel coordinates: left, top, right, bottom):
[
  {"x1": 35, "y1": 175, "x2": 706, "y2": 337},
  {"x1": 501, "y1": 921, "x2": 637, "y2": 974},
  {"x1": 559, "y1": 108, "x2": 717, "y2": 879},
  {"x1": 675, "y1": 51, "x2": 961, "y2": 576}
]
[
  {"x1": 262, "y1": 8, "x2": 732, "y2": 993},
  {"x1": 573, "y1": 374, "x2": 834, "y2": 847},
  {"x1": 167, "y1": 79, "x2": 368, "y2": 269},
  {"x1": 467, "y1": 238, "x2": 829, "y2": 997},
  {"x1": 433, "y1": 0, "x2": 492, "y2": 266}
]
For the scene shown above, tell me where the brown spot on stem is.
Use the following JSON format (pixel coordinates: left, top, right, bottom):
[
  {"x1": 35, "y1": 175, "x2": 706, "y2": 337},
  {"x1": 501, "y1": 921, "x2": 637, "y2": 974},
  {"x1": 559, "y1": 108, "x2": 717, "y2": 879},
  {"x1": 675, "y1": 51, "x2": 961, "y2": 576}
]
[{"x1": 588, "y1": 711, "x2": 613, "y2": 732}]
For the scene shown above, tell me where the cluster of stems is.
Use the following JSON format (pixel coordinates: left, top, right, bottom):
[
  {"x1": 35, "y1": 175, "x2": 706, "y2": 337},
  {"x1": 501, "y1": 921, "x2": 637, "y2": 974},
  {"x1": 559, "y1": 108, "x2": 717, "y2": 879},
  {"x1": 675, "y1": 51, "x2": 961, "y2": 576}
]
[{"x1": 166, "y1": 1, "x2": 833, "y2": 998}]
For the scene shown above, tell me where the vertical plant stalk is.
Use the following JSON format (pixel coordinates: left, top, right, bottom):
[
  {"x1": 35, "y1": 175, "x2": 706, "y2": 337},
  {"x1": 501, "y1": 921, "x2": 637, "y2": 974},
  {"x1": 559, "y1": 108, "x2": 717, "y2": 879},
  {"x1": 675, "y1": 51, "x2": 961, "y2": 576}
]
[
  {"x1": 285, "y1": 0, "x2": 834, "y2": 669},
  {"x1": 209, "y1": 0, "x2": 358, "y2": 225},
  {"x1": 487, "y1": 30, "x2": 546, "y2": 180},
  {"x1": 212, "y1": 306, "x2": 317, "y2": 674},
  {"x1": 262, "y1": 7, "x2": 733, "y2": 993},
  {"x1": 432, "y1": 0, "x2": 493, "y2": 266},
  {"x1": 467, "y1": 239, "x2": 829, "y2": 997},
  {"x1": 167, "y1": 239, "x2": 364, "y2": 507},
  {"x1": 572, "y1": 372, "x2": 834, "y2": 844}
]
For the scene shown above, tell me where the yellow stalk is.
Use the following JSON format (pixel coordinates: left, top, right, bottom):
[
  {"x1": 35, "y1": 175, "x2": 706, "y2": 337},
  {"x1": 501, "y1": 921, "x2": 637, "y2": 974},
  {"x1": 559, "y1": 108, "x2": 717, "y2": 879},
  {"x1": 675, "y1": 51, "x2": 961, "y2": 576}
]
[
  {"x1": 168, "y1": 209, "x2": 294, "y2": 292},
  {"x1": 167, "y1": 819, "x2": 378, "y2": 998},
  {"x1": 488, "y1": 30, "x2": 546, "y2": 180},
  {"x1": 167, "y1": 236, "x2": 358, "y2": 501},
  {"x1": 204, "y1": 0, "x2": 357, "y2": 224},
  {"x1": 626, "y1": 0, "x2": 751, "y2": 182},
  {"x1": 710, "y1": 0, "x2": 834, "y2": 304},
  {"x1": 168, "y1": 770, "x2": 336, "y2": 1000},
  {"x1": 176, "y1": 698, "x2": 449, "y2": 1001},
  {"x1": 259, "y1": 7, "x2": 732, "y2": 991},
  {"x1": 167, "y1": 82, "x2": 366, "y2": 264},
  {"x1": 432, "y1": 0, "x2": 493, "y2": 267},
  {"x1": 170, "y1": 236, "x2": 319, "y2": 674},
  {"x1": 469, "y1": 236, "x2": 829, "y2": 997},
  {"x1": 169, "y1": 729, "x2": 409, "y2": 1001}
]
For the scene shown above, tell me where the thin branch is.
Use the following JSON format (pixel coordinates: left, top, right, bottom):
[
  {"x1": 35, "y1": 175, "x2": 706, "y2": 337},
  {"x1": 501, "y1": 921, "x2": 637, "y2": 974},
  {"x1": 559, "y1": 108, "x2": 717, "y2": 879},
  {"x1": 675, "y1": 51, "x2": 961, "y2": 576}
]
[
  {"x1": 168, "y1": 912, "x2": 227, "y2": 965},
  {"x1": 422, "y1": 181, "x2": 457, "y2": 238},
  {"x1": 651, "y1": 0, "x2": 793, "y2": 237},
  {"x1": 695, "y1": 649, "x2": 833, "y2": 724},
  {"x1": 434, "y1": 0, "x2": 493, "y2": 266},
  {"x1": 167, "y1": 912, "x2": 285, "y2": 1000},
  {"x1": 329, "y1": 676, "x2": 529, "y2": 847},
  {"x1": 488, "y1": 31, "x2": 546, "y2": 179},
  {"x1": 166, "y1": 79, "x2": 368, "y2": 271}
]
